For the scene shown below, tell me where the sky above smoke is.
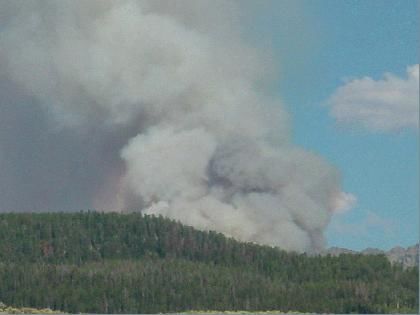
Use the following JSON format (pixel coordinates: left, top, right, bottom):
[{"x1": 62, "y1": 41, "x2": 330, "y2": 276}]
[{"x1": 0, "y1": 0, "x2": 352, "y2": 252}]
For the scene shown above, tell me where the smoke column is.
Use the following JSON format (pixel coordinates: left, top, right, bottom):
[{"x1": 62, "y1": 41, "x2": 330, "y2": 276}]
[{"x1": 0, "y1": 0, "x2": 352, "y2": 252}]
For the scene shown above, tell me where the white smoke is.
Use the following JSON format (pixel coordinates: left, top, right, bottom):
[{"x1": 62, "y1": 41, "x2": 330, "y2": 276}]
[{"x1": 0, "y1": 0, "x2": 350, "y2": 252}]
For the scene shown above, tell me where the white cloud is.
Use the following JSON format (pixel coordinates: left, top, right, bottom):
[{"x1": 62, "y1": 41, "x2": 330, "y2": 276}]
[{"x1": 328, "y1": 65, "x2": 419, "y2": 132}]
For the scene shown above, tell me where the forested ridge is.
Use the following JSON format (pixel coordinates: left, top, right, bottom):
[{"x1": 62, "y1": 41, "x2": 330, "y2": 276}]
[{"x1": 0, "y1": 212, "x2": 418, "y2": 313}]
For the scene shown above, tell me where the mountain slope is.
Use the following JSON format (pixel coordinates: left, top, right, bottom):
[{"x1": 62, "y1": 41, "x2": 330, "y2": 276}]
[
  {"x1": 0, "y1": 212, "x2": 418, "y2": 314},
  {"x1": 323, "y1": 244, "x2": 419, "y2": 268},
  {"x1": 385, "y1": 244, "x2": 419, "y2": 268}
]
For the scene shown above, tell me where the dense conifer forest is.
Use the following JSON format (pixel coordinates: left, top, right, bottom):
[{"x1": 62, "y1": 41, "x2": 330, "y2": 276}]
[{"x1": 0, "y1": 212, "x2": 418, "y2": 313}]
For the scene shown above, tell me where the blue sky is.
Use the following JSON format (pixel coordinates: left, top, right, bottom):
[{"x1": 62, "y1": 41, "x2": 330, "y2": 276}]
[{"x1": 244, "y1": 0, "x2": 418, "y2": 250}]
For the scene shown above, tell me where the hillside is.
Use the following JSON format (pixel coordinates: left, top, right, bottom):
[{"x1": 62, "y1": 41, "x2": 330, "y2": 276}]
[
  {"x1": 385, "y1": 245, "x2": 419, "y2": 268},
  {"x1": 323, "y1": 244, "x2": 419, "y2": 268},
  {"x1": 0, "y1": 212, "x2": 418, "y2": 314}
]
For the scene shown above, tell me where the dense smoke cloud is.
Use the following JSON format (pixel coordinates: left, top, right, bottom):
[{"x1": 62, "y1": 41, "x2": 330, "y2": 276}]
[{"x1": 0, "y1": 0, "x2": 350, "y2": 252}]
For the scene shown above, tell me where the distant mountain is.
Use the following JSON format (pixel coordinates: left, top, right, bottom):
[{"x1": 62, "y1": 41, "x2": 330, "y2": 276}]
[
  {"x1": 385, "y1": 244, "x2": 419, "y2": 268},
  {"x1": 322, "y1": 244, "x2": 419, "y2": 268},
  {"x1": 322, "y1": 247, "x2": 357, "y2": 256}
]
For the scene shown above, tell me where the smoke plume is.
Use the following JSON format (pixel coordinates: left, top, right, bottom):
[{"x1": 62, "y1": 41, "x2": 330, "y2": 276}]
[{"x1": 0, "y1": 0, "x2": 349, "y2": 252}]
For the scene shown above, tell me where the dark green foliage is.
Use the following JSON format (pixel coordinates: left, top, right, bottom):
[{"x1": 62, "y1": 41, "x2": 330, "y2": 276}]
[{"x1": 0, "y1": 212, "x2": 418, "y2": 313}]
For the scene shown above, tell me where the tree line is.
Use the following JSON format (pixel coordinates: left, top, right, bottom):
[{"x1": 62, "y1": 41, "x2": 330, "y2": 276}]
[{"x1": 0, "y1": 212, "x2": 417, "y2": 313}]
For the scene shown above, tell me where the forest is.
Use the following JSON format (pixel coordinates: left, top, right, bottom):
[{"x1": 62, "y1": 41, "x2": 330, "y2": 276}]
[{"x1": 0, "y1": 212, "x2": 418, "y2": 313}]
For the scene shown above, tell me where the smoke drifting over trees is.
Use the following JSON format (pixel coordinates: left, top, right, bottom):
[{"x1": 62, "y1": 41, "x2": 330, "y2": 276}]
[{"x1": 0, "y1": 1, "x2": 352, "y2": 252}]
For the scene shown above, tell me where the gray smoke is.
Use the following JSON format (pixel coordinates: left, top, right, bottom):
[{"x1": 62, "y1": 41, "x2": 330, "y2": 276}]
[{"x1": 0, "y1": 0, "x2": 351, "y2": 252}]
